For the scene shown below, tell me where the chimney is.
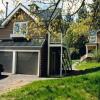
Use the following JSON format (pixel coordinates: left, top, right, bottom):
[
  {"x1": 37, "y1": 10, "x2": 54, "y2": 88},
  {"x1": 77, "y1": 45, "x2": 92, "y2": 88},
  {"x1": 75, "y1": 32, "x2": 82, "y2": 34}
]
[{"x1": 5, "y1": 2, "x2": 8, "y2": 18}]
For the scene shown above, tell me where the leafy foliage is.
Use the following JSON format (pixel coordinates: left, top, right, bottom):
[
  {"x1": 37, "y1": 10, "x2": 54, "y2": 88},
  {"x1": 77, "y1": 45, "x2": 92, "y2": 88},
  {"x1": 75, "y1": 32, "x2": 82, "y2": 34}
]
[
  {"x1": 93, "y1": 49, "x2": 100, "y2": 62},
  {"x1": 74, "y1": 35, "x2": 88, "y2": 56},
  {"x1": 64, "y1": 17, "x2": 91, "y2": 47},
  {"x1": 78, "y1": 1, "x2": 88, "y2": 19},
  {"x1": 89, "y1": 0, "x2": 100, "y2": 30}
]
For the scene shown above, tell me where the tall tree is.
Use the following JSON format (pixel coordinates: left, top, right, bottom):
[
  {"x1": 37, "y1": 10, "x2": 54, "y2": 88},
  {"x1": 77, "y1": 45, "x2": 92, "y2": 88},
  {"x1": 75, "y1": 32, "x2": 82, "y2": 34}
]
[
  {"x1": 78, "y1": 1, "x2": 88, "y2": 19},
  {"x1": 89, "y1": 0, "x2": 100, "y2": 30}
]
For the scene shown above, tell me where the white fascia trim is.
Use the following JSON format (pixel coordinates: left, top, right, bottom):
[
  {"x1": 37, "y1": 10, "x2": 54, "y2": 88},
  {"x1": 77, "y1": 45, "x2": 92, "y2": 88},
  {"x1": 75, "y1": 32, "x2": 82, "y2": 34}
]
[
  {"x1": 0, "y1": 46, "x2": 42, "y2": 48},
  {"x1": 85, "y1": 44, "x2": 97, "y2": 46},
  {"x1": 10, "y1": 34, "x2": 26, "y2": 38},
  {"x1": 49, "y1": 44, "x2": 62, "y2": 47},
  {"x1": 0, "y1": 50, "x2": 40, "y2": 52},
  {"x1": 1, "y1": 4, "x2": 36, "y2": 26}
]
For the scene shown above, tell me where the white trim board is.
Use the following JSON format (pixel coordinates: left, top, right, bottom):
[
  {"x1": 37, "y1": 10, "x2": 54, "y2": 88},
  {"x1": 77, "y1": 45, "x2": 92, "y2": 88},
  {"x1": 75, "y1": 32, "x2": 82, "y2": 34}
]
[
  {"x1": 0, "y1": 50, "x2": 40, "y2": 52},
  {"x1": 1, "y1": 3, "x2": 37, "y2": 27},
  {"x1": 49, "y1": 44, "x2": 62, "y2": 47},
  {"x1": 0, "y1": 46, "x2": 42, "y2": 48}
]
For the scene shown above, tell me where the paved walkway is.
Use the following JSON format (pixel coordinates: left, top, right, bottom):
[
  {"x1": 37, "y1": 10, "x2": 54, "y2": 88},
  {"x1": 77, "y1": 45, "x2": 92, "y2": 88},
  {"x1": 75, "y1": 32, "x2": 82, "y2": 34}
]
[
  {"x1": 72, "y1": 61, "x2": 80, "y2": 70},
  {"x1": 0, "y1": 73, "x2": 48, "y2": 95}
]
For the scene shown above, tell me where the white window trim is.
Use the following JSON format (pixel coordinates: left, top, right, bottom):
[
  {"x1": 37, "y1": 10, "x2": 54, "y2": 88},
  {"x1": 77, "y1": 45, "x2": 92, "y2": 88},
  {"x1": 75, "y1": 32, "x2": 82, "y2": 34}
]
[
  {"x1": 10, "y1": 21, "x2": 28, "y2": 38},
  {"x1": 89, "y1": 36, "x2": 97, "y2": 43}
]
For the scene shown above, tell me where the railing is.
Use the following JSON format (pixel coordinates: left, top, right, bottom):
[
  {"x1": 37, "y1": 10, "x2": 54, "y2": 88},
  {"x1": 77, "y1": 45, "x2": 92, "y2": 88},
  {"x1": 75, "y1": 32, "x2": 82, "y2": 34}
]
[{"x1": 62, "y1": 43, "x2": 72, "y2": 71}]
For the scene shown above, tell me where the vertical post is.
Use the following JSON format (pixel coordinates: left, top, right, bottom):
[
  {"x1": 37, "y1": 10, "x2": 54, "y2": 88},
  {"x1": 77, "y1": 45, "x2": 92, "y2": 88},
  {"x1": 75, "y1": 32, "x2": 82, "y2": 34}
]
[
  {"x1": 60, "y1": 33, "x2": 62, "y2": 77},
  {"x1": 37, "y1": 51, "x2": 40, "y2": 77},
  {"x1": 96, "y1": 45, "x2": 98, "y2": 55},
  {"x1": 12, "y1": 51, "x2": 16, "y2": 74},
  {"x1": 86, "y1": 45, "x2": 88, "y2": 55},
  {"x1": 47, "y1": 33, "x2": 50, "y2": 76}
]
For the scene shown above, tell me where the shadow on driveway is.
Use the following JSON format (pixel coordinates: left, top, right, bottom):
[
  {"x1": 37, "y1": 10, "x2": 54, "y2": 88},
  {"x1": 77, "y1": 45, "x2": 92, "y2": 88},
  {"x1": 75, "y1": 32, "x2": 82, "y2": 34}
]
[{"x1": 0, "y1": 75, "x2": 8, "y2": 80}]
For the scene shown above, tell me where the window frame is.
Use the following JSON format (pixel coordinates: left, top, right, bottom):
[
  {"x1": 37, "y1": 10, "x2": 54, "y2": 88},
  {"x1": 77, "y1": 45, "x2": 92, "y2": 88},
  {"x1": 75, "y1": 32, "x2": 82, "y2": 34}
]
[
  {"x1": 89, "y1": 36, "x2": 97, "y2": 43},
  {"x1": 13, "y1": 22, "x2": 28, "y2": 35}
]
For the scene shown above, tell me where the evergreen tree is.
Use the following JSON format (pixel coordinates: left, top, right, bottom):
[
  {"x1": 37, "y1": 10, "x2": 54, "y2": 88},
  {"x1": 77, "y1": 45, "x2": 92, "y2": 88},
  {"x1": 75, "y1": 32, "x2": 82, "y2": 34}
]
[{"x1": 89, "y1": 0, "x2": 100, "y2": 30}]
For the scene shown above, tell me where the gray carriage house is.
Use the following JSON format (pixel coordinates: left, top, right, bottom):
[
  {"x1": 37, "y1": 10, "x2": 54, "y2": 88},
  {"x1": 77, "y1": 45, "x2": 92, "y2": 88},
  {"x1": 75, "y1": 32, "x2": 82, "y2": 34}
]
[{"x1": 0, "y1": 3, "x2": 72, "y2": 77}]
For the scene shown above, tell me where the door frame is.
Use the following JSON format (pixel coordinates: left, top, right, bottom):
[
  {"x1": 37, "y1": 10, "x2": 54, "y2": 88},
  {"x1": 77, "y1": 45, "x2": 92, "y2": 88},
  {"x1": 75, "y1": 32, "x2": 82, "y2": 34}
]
[{"x1": 0, "y1": 50, "x2": 40, "y2": 76}]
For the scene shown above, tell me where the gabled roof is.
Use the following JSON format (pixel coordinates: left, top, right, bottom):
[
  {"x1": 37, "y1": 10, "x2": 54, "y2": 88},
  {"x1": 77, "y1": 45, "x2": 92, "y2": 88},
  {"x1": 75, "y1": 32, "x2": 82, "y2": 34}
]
[
  {"x1": 1, "y1": 3, "x2": 61, "y2": 27},
  {"x1": 37, "y1": 9, "x2": 61, "y2": 21},
  {"x1": 1, "y1": 3, "x2": 37, "y2": 26}
]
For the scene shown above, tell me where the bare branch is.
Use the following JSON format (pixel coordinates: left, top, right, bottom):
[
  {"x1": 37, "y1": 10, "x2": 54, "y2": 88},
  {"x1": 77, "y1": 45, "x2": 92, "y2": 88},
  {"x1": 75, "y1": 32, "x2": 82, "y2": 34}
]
[{"x1": 70, "y1": 0, "x2": 85, "y2": 16}]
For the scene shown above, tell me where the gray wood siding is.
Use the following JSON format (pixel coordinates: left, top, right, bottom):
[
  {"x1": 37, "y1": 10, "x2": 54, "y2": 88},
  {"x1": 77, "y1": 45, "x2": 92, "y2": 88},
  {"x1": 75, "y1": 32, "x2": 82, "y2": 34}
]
[
  {"x1": 40, "y1": 39, "x2": 48, "y2": 77},
  {"x1": 0, "y1": 21, "x2": 13, "y2": 38},
  {"x1": 0, "y1": 9, "x2": 33, "y2": 39}
]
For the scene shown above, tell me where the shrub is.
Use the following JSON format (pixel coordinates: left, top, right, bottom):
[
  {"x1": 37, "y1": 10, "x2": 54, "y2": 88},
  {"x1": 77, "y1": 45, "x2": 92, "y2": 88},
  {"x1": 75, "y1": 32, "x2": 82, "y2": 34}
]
[
  {"x1": 93, "y1": 49, "x2": 100, "y2": 62},
  {"x1": 70, "y1": 48, "x2": 80, "y2": 59}
]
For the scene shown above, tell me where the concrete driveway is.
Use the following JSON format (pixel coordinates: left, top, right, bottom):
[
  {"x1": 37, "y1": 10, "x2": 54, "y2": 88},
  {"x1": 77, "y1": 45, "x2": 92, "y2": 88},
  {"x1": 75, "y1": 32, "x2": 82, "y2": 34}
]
[{"x1": 0, "y1": 73, "x2": 40, "y2": 94}]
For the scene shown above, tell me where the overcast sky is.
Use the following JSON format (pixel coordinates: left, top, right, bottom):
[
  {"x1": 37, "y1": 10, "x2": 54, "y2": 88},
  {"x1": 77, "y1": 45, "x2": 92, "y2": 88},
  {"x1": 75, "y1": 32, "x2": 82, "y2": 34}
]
[{"x1": 0, "y1": 0, "x2": 93, "y2": 18}]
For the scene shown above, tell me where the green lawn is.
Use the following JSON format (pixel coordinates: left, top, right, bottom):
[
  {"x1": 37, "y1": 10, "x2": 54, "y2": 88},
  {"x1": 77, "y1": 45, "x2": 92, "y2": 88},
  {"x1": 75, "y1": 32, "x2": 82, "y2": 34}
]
[
  {"x1": 0, "y1": 70, "x2": 100, "y2": 100},
  {"x1": 76, "y1": 61, "x2": 100, "y2": 70},
  {"x1": 72, "y1": 60, "x2": 79, "y2": 64}
]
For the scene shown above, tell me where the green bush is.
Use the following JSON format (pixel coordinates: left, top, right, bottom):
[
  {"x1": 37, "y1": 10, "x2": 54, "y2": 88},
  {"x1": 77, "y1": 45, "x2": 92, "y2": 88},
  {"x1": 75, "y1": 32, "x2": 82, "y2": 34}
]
[
  {"x1": 70, "y1": 48, "x2": 80, "y2": 60},
  {"x1": 93, "y1": 49, "x2": 100, "y2": 62}
]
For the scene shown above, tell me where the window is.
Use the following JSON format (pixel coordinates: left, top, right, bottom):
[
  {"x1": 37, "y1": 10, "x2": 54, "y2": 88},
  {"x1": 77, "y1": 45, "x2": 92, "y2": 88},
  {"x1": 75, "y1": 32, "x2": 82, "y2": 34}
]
[
  {"x1": 13, "y1": 22, "x2": 28, "y2": 35},
  {"x1": 89, "y1": 36, "x2": 97, "y2": 43}
]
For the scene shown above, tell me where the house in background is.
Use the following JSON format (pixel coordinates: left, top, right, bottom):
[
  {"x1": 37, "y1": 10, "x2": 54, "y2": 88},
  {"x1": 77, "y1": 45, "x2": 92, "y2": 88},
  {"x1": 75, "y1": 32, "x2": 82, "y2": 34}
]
[
  {"x1": 86, "y1": 30, "x2": 100, "y2": 55},
  {"x1": 0, "y1": 3, "x2": 72, "y2": 77},
  {"x1": 80, "y1": 30, "x2": 100, "y2": 62}
]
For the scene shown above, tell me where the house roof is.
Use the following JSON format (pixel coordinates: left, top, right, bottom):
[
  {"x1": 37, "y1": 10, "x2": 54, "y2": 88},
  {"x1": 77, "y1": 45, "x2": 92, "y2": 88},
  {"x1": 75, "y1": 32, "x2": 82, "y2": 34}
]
[
  {"x1": 1, "y1": 3, "x2": 37, "y2": 27},
  {"x1": 36, "y1": 9, "x2": 61, "y2": 21},
  {"x1": 1, "y1": 3, "x2": 61, "y2": 27},
  {"x1": 0, "y1": 38, "x2": 45, "y2": 48}
]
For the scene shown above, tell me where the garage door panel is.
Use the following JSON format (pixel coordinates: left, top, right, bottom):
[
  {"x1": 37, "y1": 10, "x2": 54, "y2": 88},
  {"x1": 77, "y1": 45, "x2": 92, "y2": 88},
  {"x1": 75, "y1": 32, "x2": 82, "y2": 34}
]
[
  {"x1": 0, "y1": 52, "x2": 12, "y2": 73},
  {"x1": 16, "y1": 52, "x2": 38, "y2": 75}
]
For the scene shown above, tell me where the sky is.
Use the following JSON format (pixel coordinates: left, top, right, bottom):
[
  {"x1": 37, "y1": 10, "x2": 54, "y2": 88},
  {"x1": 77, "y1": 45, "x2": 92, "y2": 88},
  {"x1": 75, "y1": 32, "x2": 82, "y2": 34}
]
[
  {"x1": 0, "y1": 0, "x2": 50, "y2": 18},
  {"x1": 0, "y1": 0, "x2": 93, "y2": 18}
]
